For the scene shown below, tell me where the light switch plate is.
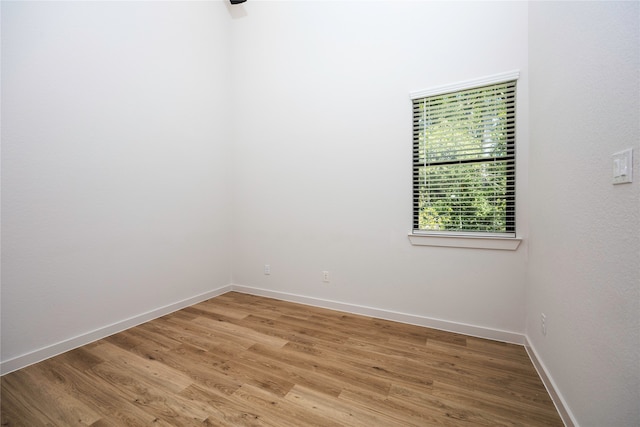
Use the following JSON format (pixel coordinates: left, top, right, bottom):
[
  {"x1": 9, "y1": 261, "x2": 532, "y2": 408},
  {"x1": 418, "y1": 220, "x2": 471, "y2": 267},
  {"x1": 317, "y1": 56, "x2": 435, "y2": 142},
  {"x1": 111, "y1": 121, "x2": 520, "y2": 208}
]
[{"x1": 612, "y1": 148, "x2": 633, "y2": 185}]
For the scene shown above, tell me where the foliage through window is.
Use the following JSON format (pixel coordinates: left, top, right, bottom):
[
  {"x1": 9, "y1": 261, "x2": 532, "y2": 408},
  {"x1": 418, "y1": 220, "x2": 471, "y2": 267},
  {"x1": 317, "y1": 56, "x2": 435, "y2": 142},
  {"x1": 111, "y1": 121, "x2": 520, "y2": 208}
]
[{"x1": 412, "y1": 78, "x2": 516, "y2": 236}]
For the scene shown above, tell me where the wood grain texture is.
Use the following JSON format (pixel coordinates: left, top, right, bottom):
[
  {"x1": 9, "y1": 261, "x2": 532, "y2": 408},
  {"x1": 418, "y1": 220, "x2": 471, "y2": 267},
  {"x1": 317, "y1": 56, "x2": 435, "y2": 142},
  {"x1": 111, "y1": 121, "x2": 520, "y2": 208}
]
[{"x1": 1, "y1": 292, "x2": 563, "y2": 426}]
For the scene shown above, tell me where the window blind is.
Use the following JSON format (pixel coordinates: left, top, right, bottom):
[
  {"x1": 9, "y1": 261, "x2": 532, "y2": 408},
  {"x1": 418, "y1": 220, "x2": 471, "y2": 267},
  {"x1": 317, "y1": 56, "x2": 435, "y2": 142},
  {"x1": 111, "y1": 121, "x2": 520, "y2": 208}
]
[{"x1": 412, "y1": 80, "x2": 516, "y2": 236}]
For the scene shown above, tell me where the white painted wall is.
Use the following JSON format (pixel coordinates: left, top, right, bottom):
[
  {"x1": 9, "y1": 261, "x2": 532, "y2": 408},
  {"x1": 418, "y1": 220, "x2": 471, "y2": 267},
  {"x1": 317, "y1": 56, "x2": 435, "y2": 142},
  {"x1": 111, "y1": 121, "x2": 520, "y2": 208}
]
[
  {"x1": 230, "y1": 1, "x2": 529, "y2": 334},
  {"x1": 528, "y1": 2, "x2": 640, "y2": 426},
  {"x1": 1, "y1": 2, "x2": 233, "y2": 364},
  {"x1": 4, "y1": 3, "x2": 636, "y2": 425}
]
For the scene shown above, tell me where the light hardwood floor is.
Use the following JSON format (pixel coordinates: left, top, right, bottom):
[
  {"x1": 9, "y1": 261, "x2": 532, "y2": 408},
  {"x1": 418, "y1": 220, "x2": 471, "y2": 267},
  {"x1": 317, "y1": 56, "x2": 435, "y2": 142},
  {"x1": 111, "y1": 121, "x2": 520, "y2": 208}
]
[{"x1": 1, "y1": 292, "x2": 563, "y2": 426}]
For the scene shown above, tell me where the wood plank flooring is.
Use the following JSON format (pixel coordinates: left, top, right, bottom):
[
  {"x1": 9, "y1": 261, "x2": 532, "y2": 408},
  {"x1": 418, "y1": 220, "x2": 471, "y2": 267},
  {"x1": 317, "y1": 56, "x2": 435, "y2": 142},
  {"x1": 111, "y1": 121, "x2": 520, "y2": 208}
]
[{"x1": 1, "y1": 292, "x2": 563, "y2": 426}]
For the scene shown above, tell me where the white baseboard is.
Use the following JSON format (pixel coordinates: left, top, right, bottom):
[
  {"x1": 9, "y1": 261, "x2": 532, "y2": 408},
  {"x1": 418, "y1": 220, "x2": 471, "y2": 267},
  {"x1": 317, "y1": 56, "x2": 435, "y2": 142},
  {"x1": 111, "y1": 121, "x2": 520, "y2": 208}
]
[
  {"x1": 233, "y1": 285, "x2": 581, "y2": 424},
  {"x1": 1, "y1": 282, "x2": 574, "y2": 427},
  {"x1": 230, "y1": 284, "x2": 525, "y2": 345},
  {"x1": 0, "y1": 284, "x2": 233, "y2": 375},
  {"x1": 524, "y1": 337, "x2": 578, "y2": 427}
]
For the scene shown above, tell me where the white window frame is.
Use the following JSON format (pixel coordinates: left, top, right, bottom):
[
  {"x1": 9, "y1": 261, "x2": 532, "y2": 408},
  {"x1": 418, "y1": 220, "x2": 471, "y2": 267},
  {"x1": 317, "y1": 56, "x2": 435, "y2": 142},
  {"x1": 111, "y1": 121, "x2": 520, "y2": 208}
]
[{"x1": 408, "y1": 71, "x2": 522, "y2": 251}]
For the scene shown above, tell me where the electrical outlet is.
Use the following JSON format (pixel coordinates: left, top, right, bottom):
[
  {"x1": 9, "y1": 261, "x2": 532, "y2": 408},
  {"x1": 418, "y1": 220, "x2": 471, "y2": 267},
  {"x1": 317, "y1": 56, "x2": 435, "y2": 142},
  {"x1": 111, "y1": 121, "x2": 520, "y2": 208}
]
[
  {"x1": 264, "y1": 264, "x2": 271, "y2": 275},
  {"x1": 322, "y1": 271, "x2": 330, "y2": 283},
  {"x1": 541, "y1": 313, "x2": 547, "y2": 336}
]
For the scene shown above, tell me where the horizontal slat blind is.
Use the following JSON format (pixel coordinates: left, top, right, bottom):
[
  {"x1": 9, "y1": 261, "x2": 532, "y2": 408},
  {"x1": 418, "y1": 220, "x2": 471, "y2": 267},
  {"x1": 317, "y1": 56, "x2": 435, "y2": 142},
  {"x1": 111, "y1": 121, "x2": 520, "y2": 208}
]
[{"x1": 412, "y1": 80, "x2": 516, "y2": 236}]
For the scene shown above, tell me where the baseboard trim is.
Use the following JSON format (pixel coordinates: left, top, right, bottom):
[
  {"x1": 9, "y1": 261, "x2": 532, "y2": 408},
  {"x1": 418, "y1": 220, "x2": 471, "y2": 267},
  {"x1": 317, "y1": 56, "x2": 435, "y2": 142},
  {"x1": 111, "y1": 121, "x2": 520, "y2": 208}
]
[
  {"x1": 0, "y1": 284, "x2": 233, "y2": 376},
  {"x1": 524, "y1": 337, "x2": 578, "y2": 427},
  {"x1": 2, "y1": 283, "x2": 573, "y2": 427},
  {"x1": 232, "y1": 285, "x2": 582, "y2": 422},
  {"x1": 230, "y1": 284, "x2": 525, "y2": 345}
]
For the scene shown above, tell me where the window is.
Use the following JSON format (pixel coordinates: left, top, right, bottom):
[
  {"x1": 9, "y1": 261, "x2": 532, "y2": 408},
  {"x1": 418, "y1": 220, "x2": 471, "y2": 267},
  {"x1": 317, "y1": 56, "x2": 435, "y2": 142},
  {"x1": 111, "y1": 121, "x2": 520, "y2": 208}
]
[{"x1": 411, "y1": 73, "x2": 518, "y2": 240}]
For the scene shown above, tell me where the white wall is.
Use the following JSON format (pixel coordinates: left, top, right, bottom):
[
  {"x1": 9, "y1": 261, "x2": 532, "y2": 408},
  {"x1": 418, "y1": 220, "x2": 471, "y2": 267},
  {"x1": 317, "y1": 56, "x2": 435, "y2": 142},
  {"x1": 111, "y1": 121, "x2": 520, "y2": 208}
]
[
  {"x1": 230, "y1": 1, "x2": 529, "y2": 335},
  {"x1": 528, "y1": 2, "x2": 639, "y2": 426},
  {"x1": 4, "y1": 4, "x2": 637, "y2": 425},
  {"x1": 1, "y1": 1, "x2": 233, "y2": 365}
]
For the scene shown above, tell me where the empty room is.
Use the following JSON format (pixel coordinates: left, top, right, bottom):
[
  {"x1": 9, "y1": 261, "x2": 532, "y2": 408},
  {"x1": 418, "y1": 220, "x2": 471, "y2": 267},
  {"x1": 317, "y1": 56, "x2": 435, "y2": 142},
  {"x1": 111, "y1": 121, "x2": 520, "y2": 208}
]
[{"x1": 1, "y1": 1, "x2": 638, "y2": 426}]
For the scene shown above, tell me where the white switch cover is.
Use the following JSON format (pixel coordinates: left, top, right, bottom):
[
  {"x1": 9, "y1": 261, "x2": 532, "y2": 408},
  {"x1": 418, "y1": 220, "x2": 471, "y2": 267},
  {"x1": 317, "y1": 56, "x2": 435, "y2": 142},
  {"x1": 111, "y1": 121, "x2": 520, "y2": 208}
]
[{"x1": 612, "y1": 148, "x2": 633, "y2": 184}]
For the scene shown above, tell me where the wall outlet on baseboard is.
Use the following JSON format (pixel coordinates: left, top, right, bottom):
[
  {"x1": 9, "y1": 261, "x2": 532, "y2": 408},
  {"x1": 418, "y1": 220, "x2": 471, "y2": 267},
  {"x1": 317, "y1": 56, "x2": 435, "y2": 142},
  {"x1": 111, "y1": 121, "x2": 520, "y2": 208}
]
[
  {"x1": 322, "y1": 271, "x2": 330, "y2": 283},
  {"x1": 541, "y1": 313, "x2": 547, "y2": 336}
]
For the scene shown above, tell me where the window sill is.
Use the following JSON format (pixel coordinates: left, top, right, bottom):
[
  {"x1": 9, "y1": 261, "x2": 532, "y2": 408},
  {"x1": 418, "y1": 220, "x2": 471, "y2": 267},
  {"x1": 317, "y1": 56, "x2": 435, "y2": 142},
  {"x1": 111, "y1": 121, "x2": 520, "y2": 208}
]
[{"x1": 408, "y1": 234, "x2": 522, "y2": 251}]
